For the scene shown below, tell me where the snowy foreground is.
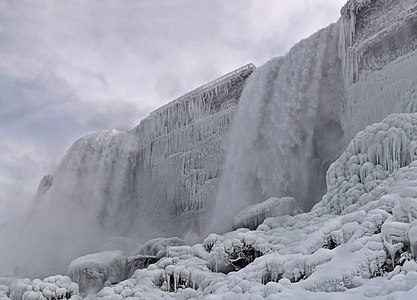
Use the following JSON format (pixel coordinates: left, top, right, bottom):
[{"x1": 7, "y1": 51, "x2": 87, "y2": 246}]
[{"x1": 4, "y1": 113, "x2": 417, "y2": 299}]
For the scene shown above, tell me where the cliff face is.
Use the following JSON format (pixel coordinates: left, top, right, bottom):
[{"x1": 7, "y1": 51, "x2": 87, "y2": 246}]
[
  {"x1": 42, "y1": 64, "x2": 255, "y2": 238},
  {"x1": 340, "y1": 0, "x2": 417, "y2": 139}
]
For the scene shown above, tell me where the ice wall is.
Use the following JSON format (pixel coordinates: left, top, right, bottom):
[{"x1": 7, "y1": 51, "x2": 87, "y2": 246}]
[
  {"x1": 213, "y1": 0, "x2": 417, "y2": 232},
  {"x1": 41, "y1": 64, "x2": 255, "y2": 240}
]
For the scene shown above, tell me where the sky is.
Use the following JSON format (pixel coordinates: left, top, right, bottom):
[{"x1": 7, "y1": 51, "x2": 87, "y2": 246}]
[{"x1": 0, "y1": 0, "x2": 346, "y2": 212}]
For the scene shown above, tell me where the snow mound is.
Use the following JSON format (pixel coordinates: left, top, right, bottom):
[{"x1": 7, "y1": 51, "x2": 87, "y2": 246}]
[
  {"x1": 316, "y1": 113, "x2": 417, "y2": 214},
  {"x1": 8, "y1": 276, "x2": 80, "y2": 300},
  {"x1": 233, "y1": 197, "x2": 300, "y2": 230},
  {"x1": 67, "y1": 251, "x2": 127, "y2": 295}
]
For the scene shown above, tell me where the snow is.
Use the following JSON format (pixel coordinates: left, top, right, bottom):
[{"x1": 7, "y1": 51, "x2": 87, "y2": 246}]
[
  {"x1": 316, "y1": 113, "x2": 417, "y2": 214},
  {"x1": 67, "y1": 251, "x2": 127, "y2": 295},
  {"x1": 7, "y1": 276, "x2": 80, "y2": 300}
]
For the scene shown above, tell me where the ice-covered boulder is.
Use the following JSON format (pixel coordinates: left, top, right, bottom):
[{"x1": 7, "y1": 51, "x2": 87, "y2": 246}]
[
  {"x1": 316, "y1": 113, "x2": 417, "y2": 214},
  {"x1": 8, "y1": 276, "x2": 80, "y2": 300},
  {"x1": 233, "y1": 197, "x2": 299, "y2": 230},
  {"x1": 67, "y1": 251, "x2": 127, "y2": 294}
]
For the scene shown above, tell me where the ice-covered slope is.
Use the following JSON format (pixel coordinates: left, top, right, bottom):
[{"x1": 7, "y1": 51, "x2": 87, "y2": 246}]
[
  {"x1": 40, "y1": 64, "x2": 255, "y2": 239},
  {"x1": 213, "y1": 0, "x2": 417, "y2": 232}
]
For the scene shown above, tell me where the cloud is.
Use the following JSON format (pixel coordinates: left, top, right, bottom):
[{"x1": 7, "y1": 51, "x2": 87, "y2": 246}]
[{"x1": 0, "y1": 0, "x2": 345, "y2": 215}]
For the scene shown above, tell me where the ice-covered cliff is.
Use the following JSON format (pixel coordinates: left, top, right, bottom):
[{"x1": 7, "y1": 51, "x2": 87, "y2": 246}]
[
  {"x1": 40, "y1": 64, "x2": 255, "y2": 239},
  {"x1": 212, "y1": 0, "x2": 417, "y2": 233}
]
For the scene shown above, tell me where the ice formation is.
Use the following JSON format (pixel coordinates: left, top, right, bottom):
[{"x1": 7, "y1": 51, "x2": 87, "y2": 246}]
[
  {"x1": 315, "y1": 113, "x2": 417, "y2": 214},
  {"x1": 67, "y1": 251, "x2": 127, "y2": 294},
  {"x1": 7, "y1": 276, "x2": 80, "y2": 300}
]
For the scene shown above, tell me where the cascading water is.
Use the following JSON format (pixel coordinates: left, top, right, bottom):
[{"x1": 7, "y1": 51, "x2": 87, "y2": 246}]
[{"x1": 210, "y1": 23, "x2": 345, "y2": 234}]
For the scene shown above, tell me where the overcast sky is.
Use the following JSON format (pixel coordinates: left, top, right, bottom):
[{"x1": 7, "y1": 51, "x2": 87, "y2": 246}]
[{"x1": 0, "y1": 0, "x2": 345, "y2": 209}]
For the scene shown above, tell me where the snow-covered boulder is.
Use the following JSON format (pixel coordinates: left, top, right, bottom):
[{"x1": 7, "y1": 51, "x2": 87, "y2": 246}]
[
  {"x1": 233, "y1": 197, "x2": 300, "y2": 230},
  {"x1": 8, "y1": 276, "x2": 80, "y2": 300},
  {"x1": 316, "y1": 113, "x2": 417, "y2": 214},
  {"x1": 67, "y1": 251, "x2": 127, "y2": 294}
]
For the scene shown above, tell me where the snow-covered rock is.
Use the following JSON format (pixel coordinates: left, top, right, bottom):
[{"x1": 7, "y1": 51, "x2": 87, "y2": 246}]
[
  {"x1": 233, "y1": 197, "x2": 299, "y2": 230},
  {"x1": 67, "y1": 251, "x2": 127, "y2": 294},
  {"x1": 8, "y1": 276, "x2": 80, "y2": 300},
  {"x1": 316, "y1": 113, "x2": 417, "y2": 214}
]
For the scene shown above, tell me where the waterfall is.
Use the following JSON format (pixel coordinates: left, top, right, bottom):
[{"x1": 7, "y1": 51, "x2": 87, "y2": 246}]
[{"x1": 210, "y1": 23, "x2": 345, "y2": 234}]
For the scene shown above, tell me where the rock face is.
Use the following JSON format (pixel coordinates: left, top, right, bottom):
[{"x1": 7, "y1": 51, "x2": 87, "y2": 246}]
[{"x1": 40, "y1": 64, "x2": 255, "y2": 238}]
